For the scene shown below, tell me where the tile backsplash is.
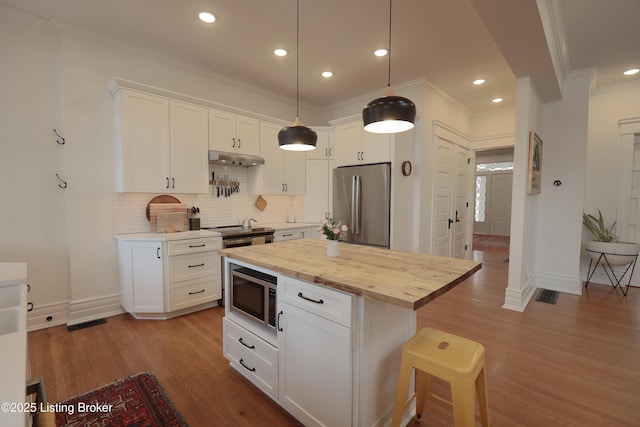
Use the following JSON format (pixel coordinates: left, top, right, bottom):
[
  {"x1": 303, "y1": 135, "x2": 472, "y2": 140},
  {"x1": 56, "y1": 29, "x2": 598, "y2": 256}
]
[{"x1": 113, "y1": 164, "x2": 307, "y2": 234}]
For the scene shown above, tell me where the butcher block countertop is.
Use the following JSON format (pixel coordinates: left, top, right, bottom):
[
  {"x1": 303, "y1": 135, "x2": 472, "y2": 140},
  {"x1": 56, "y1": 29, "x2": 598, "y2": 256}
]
[{"x1": 219, "y1": 239, "x2": 481, "y2": 310}]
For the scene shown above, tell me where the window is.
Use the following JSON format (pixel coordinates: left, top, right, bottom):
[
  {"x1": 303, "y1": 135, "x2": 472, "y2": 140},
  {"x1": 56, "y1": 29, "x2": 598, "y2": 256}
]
[{"x1": 475, "y1": 175, "x2": 486, "y2": 222}]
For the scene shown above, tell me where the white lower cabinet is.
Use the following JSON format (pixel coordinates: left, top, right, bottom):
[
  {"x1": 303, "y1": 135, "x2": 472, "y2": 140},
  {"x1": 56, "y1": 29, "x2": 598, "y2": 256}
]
[
  {"x1": 116, "y1": 235, "x2": 222, "y2": 318},
  {"x1": 278, "y1": 302, "x2": 351, "y2": 427},
  {"x1": 223, "y1": 317, "x2": 279, "y2": 398},
  {"x1": 222, "y1": 259, "x2": 413, "y2": 427},
  {"x1": 277, "y1": 277, "x2": 353, "y2": 427}
]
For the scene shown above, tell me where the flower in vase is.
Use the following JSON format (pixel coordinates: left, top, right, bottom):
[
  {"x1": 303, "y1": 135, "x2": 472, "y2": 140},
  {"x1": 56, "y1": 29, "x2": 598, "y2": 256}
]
[{"x1": 320, "y1": 217, "x2": 348, "y2": 240}]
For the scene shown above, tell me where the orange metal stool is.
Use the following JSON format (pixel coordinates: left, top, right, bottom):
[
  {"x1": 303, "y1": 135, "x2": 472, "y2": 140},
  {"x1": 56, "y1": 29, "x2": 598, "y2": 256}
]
[{"x1": 391, "y1": 327, "x2": 490, "y2": 427}]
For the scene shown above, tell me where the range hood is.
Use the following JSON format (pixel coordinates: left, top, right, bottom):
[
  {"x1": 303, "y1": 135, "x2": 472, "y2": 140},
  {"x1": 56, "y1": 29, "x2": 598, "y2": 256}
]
[{"x1": 208, "y1": 150, "x2": 265, "y2": 166}]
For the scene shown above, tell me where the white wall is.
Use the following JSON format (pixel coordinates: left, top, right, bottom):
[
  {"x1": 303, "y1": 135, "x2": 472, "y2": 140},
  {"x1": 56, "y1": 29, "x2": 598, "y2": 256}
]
[
  {"x1": 504, "y1": 77, "x2": 543, "y2": 311},
  {"x1": 583, "y1": 80, "x2": 640, "y2": 285},
  {"x1": 417, "y1": 82, "x2": 473, "y2": 254},
  {"x1": 0, "y1": 10, "x2": 71, "y2": 326},
  {"x1": 0, "y1": 8, "x2": 330, "y2": 329},
  {"x1": 535, "y1": 70, "x2": 593, "y2": 294}
]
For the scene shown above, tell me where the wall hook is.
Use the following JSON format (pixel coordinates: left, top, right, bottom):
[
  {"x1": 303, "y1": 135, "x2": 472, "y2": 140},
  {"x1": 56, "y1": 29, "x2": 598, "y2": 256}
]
[
  {"x1": 56, "y1": 174, "x2": 68, "y2": 189},
  {"x1": 53, "y1": 129, "x2": 65, "y2": 145}
]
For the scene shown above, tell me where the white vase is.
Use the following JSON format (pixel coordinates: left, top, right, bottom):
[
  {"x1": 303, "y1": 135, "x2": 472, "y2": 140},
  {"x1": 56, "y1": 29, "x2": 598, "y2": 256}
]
[{"x1": 327, "y1": 240, "x2": 339, "y2": 257}]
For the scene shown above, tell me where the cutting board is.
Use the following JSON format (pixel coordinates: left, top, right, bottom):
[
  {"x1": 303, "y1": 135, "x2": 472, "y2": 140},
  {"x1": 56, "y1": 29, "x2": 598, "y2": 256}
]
[
  {"x1": 156, "y1": 212, "x2": 188, "y2": 233},
  {"x1": 149, "y1": 203, "x2": 187, "y2": 232}
]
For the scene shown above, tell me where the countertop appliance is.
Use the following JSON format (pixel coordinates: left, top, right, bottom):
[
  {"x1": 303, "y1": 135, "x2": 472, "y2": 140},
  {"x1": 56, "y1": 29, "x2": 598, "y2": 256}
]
[
  {"x1": 229, "y1": 264, "x2": 277, "y2": 334},
  {"x1": 333, "y1": 162, "x2": 391, "y2": 248},
  {"x1": 201, "y1": 225, "x2": 275, "y2": 248}
]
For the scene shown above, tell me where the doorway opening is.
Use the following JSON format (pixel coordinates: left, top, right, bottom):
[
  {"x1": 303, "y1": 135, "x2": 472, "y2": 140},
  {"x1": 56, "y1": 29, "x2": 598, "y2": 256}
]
[{"x1": 474, "y1": 148, "x2": 513, "y2": 253}]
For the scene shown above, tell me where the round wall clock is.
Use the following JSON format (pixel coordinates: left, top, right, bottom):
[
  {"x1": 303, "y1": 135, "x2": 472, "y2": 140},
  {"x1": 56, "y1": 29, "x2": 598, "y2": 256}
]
[{"x1": 401, "y1": 161, "x2": 412, "y2": 176}]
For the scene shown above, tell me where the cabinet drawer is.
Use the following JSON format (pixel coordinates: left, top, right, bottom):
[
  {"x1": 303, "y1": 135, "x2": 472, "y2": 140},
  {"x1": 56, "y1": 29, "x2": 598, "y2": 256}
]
[
  {"x1": 168, "y1": 237, "x2": 222, "y2": 255},
  {"x1": 168, "y1": 278, "x2": 219, "y2": 311},
  {"x1": 168, "y1": 252, "x2": 220, "y2": 283},
  {"x1": 273, "y1": 230, "x2": 303, "y2": 242},
  {"x1": 280, "y1": 277, "x2": 352, "y2": 328},
  {"x1": 223, "y1": 318, "x2": 278, "y2": 398}
]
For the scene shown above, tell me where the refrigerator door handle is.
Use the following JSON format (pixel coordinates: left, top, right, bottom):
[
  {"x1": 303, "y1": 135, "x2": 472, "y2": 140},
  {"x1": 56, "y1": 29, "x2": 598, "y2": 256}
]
[
  {"x1": 351, "y1": 175, "x2": 357, "y2": 235},
  {"x1": 355, "y1": 175, "x2": 361, "y2": 235}
]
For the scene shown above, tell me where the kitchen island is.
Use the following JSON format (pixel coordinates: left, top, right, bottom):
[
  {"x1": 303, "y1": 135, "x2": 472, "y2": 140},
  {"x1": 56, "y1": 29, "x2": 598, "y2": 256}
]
[{"x1": 219, "y1": 239, "x2": 481, "y2": 427}]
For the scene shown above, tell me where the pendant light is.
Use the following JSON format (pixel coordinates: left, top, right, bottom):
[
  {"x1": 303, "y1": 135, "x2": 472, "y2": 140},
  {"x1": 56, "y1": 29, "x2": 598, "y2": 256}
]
[
  {"x1": 278, "y1": 0, "x2": 317, "y2": 151},
  {"x1": 362, "y1": 0, "x2": 416, "y2": 134}
]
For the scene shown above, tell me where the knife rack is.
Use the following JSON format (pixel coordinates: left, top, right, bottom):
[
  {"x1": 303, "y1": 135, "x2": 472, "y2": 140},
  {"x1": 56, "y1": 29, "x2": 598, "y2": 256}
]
[{"x1": 210, "y1": 179, "x2": 240, "y2": 197}]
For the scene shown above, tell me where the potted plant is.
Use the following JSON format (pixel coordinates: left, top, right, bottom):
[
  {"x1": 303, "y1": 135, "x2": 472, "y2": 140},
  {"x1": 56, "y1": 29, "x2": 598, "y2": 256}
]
[
  {"x1": 583, "y1": 210, "x2": 640, "y2": 265},
  {"x1": 320, "y1": 217, "x2": 348, "y2": 257}
]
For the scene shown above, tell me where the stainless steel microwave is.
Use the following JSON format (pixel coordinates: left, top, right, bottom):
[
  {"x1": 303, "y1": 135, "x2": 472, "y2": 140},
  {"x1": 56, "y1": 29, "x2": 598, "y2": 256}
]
[{"x1": 229, "y1": 266, "x2": 277, "y2": 333}]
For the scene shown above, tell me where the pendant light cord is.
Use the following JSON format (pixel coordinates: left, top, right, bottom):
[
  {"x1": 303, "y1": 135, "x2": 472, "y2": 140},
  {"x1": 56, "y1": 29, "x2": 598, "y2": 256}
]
[
  {"x1": 296, "y1": 0, "x2": 300, "y2": 118},
  {"x1": 387, "y1": 0, "x2": 392, "y2": 88}
]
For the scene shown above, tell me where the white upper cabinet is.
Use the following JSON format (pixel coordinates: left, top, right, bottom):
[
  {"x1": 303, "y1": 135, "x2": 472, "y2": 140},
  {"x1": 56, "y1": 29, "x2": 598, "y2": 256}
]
[
  {"x1": 334, "y1": 121, "x2": 391, "y2": 167},
  {"x1": 305, "y1": 131, "x2": 333, "y2": 160},
  {"x1": 209, "y1": 109, "x2": 260, "y2": 156},
  {"x1": 169, "y1": 101, "x2": 210, "y2": 193},
  {"x1": 249, "y1": 121, "x2": 305, "y2": 195},
  {"x1": 114, "y1": 89, "x2": 208, "y2": 193}
]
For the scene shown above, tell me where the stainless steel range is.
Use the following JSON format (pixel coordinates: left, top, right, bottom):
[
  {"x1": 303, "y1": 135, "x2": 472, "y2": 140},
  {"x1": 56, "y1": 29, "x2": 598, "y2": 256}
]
[{"x1": 203, "y1": 225, "x2": 275, "y2": 248}]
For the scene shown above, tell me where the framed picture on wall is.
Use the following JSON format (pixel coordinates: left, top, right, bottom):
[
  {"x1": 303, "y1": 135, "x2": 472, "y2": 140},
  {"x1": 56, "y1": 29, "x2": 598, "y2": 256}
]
[{"x1": 528, "y1": 131, "x2": 543, "y2": 194}]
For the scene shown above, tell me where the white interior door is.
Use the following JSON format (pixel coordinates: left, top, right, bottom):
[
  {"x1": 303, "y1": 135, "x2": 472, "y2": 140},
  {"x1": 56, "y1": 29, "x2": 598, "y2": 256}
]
[
  {"x1": 488, "y1": 172, "x2": 513, "y2": 236},
  {"x1": 434, "y1": 142, "x2": 453, "y2": 257},
  {"x1": 453, "y1": 146, "x2": 470, "y2": 258},
  {"x1": 434, "y1": 139, "x2": 471, "y2": 259}
]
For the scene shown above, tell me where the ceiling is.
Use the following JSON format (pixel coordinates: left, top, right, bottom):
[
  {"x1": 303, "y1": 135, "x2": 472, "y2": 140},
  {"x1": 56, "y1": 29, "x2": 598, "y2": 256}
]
[{"x1": 1, "y1": 0, "x2": 638, "y2": 114}]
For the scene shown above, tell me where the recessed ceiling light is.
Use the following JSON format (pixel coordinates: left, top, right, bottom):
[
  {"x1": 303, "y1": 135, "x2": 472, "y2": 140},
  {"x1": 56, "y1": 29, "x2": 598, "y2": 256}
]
[
  {"x1": 374, "y1": 49, "x2": 388, "y2": 57},
  {"x1": 624, "y1": 68, "x2": 639, "y2": 76},
  {"x1": 321, "y1": 71, "x2": 333, "y2": 78},
  {"x1": 492, "y1": 97, "x2": 503, "y2": 103},
  {"x1": 198, "y1": 12, "x2": 216, "y2": 23},
  {"x1": 274, "y1": 49, "x2": 287, "y2": 57},
  {"x1": 473, "y1": 79, "x2": 486, "y2": 85}
]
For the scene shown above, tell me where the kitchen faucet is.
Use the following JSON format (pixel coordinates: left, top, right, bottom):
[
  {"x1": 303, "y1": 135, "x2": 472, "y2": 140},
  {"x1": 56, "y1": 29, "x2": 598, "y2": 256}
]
[{"x1": 241, "y1": 218, "x2": 257, "y2": 229}]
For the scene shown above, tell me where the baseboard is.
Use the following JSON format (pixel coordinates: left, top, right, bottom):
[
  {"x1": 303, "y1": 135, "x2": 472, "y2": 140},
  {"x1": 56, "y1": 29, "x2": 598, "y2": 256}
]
[
  {"x1": 502, "y1": 274, "x2": 536, "y2": 312},
  {"x1": 67, "y1": 293, "x2": 124, "y2": 326},
  {"x1": 535, "y1": 272, "x2": 582, "y2": 295},
  {"x1": 27, "y1": 301, "x2": 70, "y2": 331},
  {"x1": 128, "y1": 301, "x2": 219, "y2": 320}
]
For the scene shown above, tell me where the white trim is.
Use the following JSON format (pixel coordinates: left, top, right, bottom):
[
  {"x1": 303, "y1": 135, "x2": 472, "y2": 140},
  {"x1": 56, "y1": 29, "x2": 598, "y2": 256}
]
[
  {"x1": 535, "y1": 272, "x2": 582, "y2": 295},
  {"x1": 127, "y1": 301, "x2": 218, "y2": 320},
  {"x1": 502, "y1": 274, "x2": 536, "y2": 312},
  {"x1": 619, "y1": 117, "x2": 640, "y2": 134},
  {"x1": 67, "y1": 293, "x2": 124, "y2": 326},
  {"x1": 27, "y1": 301, "x2": 70, "y2": 332}
]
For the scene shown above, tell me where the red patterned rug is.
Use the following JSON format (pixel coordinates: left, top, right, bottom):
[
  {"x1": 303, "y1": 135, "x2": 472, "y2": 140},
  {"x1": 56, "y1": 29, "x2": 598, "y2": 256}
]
[
  {"x1": 473, "y1": 234, "x2": 510, "y2": 253},
  {"x1": 54, "y1": 372, "x2": 188, "y2": 427}
]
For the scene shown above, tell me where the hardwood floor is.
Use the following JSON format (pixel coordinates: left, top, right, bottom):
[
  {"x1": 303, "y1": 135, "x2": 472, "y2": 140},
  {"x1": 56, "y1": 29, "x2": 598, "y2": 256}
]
[{"x1": 28, "y1": 250, "x2": 639, "y2": 426}]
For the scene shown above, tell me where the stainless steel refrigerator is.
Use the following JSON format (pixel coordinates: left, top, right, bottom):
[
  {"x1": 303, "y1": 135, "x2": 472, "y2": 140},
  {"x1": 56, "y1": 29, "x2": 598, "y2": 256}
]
[{"x1": 332, "y1": 162, "x2": 391, "y2": 248}]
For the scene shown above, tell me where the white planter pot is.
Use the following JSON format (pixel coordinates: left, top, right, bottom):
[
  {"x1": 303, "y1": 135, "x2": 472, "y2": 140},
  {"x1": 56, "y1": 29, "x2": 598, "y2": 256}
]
[{"x1": 586, "y1": 240, "x2": 640, "y2": 266}]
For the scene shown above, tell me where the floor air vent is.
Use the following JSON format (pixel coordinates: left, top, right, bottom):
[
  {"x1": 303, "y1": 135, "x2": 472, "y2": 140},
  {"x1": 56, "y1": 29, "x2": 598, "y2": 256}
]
[
  {"x1": 67, "y1": 318, "x2": 106, "y2": 332},
  {"x1": 535, "y1": 289, "x2": 558, "y2": 304}
]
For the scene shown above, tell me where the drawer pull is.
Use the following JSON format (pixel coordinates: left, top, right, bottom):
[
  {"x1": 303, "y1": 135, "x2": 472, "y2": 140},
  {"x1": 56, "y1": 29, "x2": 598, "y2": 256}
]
[
  {"x1": 282, "y1": 233, "x2": 293, "y2": 237},
  {"x1": 189, "y1": 243, "x2": 206, "y2": 248},
  {"x1": 239, "y1": 358, "x2": 256, "y2": 372},
  {"x1": 277, "y1": 310, "x2": 283, "y2": 332},
  {"x1": 188, "y1": 289, "x2": 205, "y2": 295},
  {"x1": 239, "y1": 337, "x2": 255, "y2": 349},
  {"x1": 298, "y1": 292, "x2": 324, "y2": 304},
  {"x1": 188, "y1": 263, "x2": 205, "y2": 268}
]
